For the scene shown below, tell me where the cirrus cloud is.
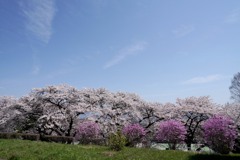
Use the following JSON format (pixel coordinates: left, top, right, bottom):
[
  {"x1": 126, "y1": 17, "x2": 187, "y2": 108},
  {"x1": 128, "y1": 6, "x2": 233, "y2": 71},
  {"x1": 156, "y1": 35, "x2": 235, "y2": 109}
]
[
  {"x1": 20, "y1": 0, "x2": 56, "y2": 43},
  {"x1": 183, "y1": 74, "x2": 223, "y2": 84},
  {"x1": 104, "y1": 42, "x2": 147, "y2": 69}
]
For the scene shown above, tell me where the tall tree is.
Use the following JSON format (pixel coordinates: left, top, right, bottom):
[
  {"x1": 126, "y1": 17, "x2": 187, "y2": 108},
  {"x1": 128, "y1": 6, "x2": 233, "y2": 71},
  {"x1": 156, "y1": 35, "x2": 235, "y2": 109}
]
[
  {"x1": 21, "y1": 84, "x2": 88, "y2": 136},
  {"x1": 230, "y1": 72, "x2": 240, "y2": 103},
  {"x1": 175, "y1": 96, "x2": 218, "y2": 150}
]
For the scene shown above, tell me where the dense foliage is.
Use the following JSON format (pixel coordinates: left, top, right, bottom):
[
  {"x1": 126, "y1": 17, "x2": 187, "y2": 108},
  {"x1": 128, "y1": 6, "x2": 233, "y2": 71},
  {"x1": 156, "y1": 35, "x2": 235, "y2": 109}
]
[{"x1": 203, "y1": 115, "x2": 237, "y2": 154}]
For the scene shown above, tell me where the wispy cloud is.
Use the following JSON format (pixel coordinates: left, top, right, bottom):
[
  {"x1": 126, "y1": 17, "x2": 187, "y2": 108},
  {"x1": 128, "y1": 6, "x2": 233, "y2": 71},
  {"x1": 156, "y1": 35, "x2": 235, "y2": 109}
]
[
  {"x1": 104, "y1": 42, "x2": 147, "y2": 69},
  {"x1": 20, "y1": 0, "x2": 56, "y2": 43},
  {"x1": 183, "y1": 74, "x2": 223, "y2": 84},
  {"x1": 172, "y1": 25, "x2": 195, "y2": 38},
  {"x1": 225, "y1": 9, "x2": 240, "y2": 24}
]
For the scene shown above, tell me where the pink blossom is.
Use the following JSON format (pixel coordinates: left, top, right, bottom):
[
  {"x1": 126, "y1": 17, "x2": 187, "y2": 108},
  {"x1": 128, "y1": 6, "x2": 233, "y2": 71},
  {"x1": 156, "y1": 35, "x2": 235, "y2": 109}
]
[
  {"x1": 155, "y1": 120, "x2": 187, "y2": 150},
  {"x1": 122, "y1": 123, "x2": 146, "y2": 146},
  {"x1": 75, "y1": 121, "x2": 100, "y2": 143},
  {"x1": 203, "y1": 115, "x2": 237, "y2": 154}
]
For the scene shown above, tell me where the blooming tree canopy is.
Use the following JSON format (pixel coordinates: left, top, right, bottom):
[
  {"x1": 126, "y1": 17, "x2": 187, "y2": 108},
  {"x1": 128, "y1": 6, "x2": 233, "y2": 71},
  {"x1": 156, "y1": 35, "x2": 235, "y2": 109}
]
[
  {"x1": 15, "y1": 85, "x2": 156, "y2": 138},
  {"x1": 81, "y1": 89, "x2": 148, "y2": 137},
  {"x1": 1, "y1": 84, "x2": 237, "y2": 152},
  {"x1": 221, "y1": 103, "x2": 240, "y2": 128},
  {"x1": 122, "y1": 123, "x2": 146, "y2": 146},
  {"x1": 0, "y1": 96, "x2": 28, "y2": 132},
  {"x1": 138, "y1": 102, "x2": 164, "y2": 132},
  {"x1": 155, "y1": 120, "x2": 187, "y2": 150},
  {"x1": 203, "y1": 115, "x2": 237, "y2": 154},
  {"x1": 20, "y1": 84, "x2": 90, "y2": 136},
  {"x1": 75, "y1": 121, "x2": 101, "y2": 144}
]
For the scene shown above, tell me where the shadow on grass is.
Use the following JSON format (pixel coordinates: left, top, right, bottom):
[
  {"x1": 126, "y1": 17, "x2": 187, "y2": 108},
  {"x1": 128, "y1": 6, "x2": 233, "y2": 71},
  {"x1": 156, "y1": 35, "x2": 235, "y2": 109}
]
[{"x1": 189, "y1": 154, "x2": 240, "y2": 160}]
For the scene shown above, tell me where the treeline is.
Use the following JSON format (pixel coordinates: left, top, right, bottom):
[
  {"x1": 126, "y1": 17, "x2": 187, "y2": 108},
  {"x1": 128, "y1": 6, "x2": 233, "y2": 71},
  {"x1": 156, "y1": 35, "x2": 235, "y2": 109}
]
[{"x1": 0, "y1": 84, "x2": 240, "y2": 152}]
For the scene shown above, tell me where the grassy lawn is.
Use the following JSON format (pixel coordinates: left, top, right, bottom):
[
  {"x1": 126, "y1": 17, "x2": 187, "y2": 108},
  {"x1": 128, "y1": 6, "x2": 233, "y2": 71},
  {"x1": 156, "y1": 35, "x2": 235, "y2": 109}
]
[{"x1": 0, "y1": 139, "x2": 240, "y2": 160}]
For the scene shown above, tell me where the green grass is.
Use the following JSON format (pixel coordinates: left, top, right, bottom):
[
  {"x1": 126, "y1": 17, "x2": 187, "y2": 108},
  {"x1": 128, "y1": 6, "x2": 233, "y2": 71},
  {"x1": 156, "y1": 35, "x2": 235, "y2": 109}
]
[{"x1": 0, "y1": 139, "x2": 240, "y2": 160}]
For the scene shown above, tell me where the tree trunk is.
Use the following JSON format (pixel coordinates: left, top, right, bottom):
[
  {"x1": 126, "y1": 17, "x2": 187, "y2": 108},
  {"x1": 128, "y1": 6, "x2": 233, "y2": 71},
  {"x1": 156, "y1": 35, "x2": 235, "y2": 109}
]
[{"x1": 187, "y1": 142, "x2": 191, "y2": 151}]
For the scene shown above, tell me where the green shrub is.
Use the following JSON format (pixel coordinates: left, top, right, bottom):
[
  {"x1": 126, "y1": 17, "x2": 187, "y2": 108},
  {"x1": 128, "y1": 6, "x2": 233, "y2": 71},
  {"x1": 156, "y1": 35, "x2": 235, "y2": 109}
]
[{"x1": 108, "y1": 131, "x2": 126, "y2": 151}]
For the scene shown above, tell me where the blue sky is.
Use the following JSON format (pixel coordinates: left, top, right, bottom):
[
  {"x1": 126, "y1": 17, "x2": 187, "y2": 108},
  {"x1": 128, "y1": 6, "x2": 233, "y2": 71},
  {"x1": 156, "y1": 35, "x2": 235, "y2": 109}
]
[{"x1": 0, "y1": 0, "x2": 240, "y2": 104}]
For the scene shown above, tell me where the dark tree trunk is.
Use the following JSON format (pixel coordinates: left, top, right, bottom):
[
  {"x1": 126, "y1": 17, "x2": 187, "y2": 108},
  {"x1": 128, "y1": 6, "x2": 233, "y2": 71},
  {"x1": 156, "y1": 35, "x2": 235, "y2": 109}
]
[
  {"x1": 66, "y1": 116, "x2": 74, "y2": 137},
  {"x1": 187, "y1": 142, "x2": 191, "y2": 151}
]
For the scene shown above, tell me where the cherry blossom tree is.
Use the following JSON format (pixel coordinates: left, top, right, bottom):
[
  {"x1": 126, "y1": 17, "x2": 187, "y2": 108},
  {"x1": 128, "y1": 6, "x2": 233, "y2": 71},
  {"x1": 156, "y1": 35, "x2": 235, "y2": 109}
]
[
  {"x1": 136, "y1": 102, "x2": 174, "y2": 145},
  {"x1": 175, "y1": 96, "x2": 218, "y2": 150},
  {"x1": 1, "y1": 84, "x2": 224, "y2": 151},
  {"x1": 19, "y1": 86, "x2": 152, "y2": 139},
  {"x1": 0, "y1": 96, "x2": 17, "y2": 108},
  {"x1": 86, "y1": 90, "x2": 145, "y2": 137},
  {"x1": 221, "y1": 103, "x2": 240, "y2": 127},
  {"x1": 20, "y1": 84, "x2": 90, "y2": 136},
  {"x1": 80, "y1": 89, "x2": 166, "y2": 143},
  {"x1": 159, "y1": 102, "x2": 177, "y2": 120},
  {"x1": 0, "y1": 96, "x2": 27, "y2": 132},
  {"x1": 138, "y1": 102, "x2": 164, "y2": 132}
]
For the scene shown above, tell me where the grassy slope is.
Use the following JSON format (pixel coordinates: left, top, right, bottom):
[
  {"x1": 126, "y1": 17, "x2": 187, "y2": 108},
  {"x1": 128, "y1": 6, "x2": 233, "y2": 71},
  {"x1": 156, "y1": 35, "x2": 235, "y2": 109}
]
[{"x1": 0, "y1": 139, "x2": 240, "y2": 160}]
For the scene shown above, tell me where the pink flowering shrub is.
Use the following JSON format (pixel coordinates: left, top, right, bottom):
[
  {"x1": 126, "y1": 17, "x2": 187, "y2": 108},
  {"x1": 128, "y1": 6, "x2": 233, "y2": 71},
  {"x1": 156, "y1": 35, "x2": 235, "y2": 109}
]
[
  {"x1": 122, "y1": 124, "x2": 146, "y2": 147},
  {"x1": 203, "y1": 115, "x2": 237, "y2": 154},
  {"x1": 155, "y1": 120, "x2": 187, "y2": 150},
  {"x1": 75, "y1": 121, "x2": 100, "y2": 144}
]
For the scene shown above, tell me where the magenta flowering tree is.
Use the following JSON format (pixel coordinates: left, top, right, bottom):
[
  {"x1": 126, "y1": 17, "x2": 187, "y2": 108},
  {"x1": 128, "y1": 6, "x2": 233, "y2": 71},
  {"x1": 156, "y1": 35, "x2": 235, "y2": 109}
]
[
  {"x1": 122, "y1": 123, "x2": 146, "y2": 147},
  {"x1": 75, "y1": 121, "x2": 101, "y2": 144},
  {"x1": 203, "y1": 115, "x2": 237, "y2": 154},
  {"x1": 155, "y1": 120, "x2": 187, "y2": 150}
]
